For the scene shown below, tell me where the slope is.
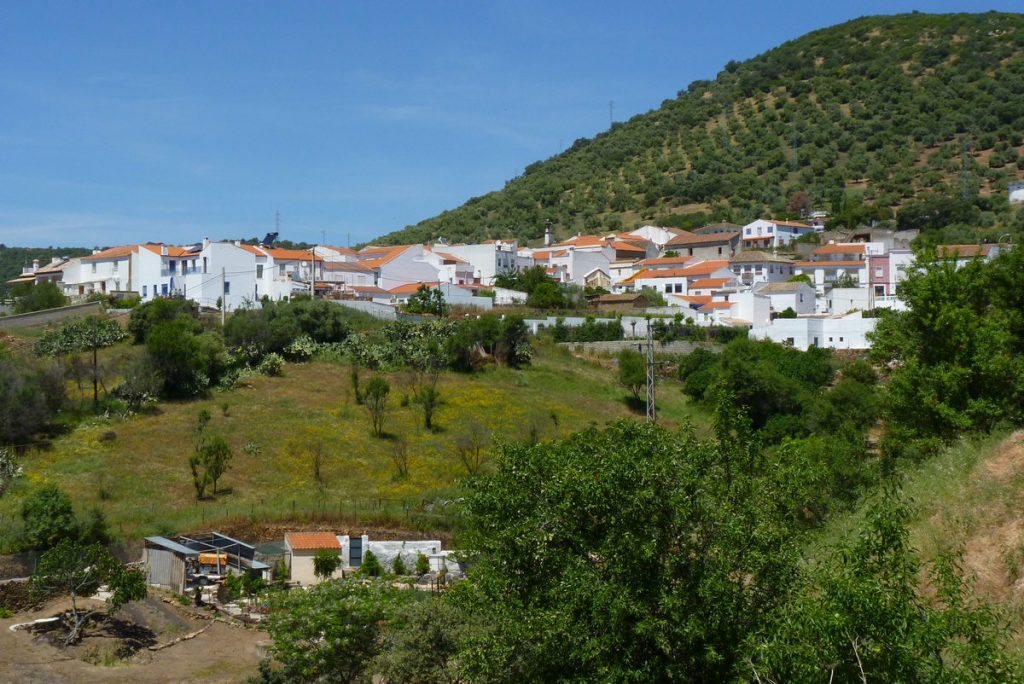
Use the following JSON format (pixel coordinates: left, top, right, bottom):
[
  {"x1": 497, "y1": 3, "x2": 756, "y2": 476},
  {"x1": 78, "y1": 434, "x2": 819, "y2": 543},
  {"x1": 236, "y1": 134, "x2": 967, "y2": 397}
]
[{"x1": 377, "y1": 12, "x2": 1024, "y2": 246}]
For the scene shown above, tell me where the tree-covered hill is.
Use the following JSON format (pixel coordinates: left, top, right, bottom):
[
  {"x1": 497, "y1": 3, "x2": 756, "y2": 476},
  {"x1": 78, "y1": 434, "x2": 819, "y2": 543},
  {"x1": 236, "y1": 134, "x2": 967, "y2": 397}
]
[
  {"x1": 377, "y1": 12, "x2": 1024, "y2": 246},
  {"x1": 0, "y1": 246, "x2": 91, "y2": 298}
]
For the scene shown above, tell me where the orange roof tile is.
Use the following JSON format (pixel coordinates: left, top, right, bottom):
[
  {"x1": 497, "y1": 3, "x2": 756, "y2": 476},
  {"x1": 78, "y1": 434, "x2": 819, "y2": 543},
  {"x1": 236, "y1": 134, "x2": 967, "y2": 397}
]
[
  {"x1": 666, "y1": 232, "x2": 739, "y2": 247},
  {"x1": 794, "y1": 260, "x2": 866, "y2": 268},
  {"x1": 389, "y1": 281, "x2": 439, "y2": 295},
  {"x1": 263, "y1": 247, "x2": 321, "y2": 261},
  {"x1": 610, "y1": 241, "x2": 646, "y2": 252},
  {"x1": 82, "y1": 245, "x2": 138, "y2": 261},
  {"x1": 140, "y1": 244, "x2": 193, "y2": 257},
  {"x1": 813, "y1": 243, "x2": 866, "y2": 255},
  {"x1": 675, "y1": 295, "x2": 712, "y2": 305},
  {"x1": 690, "y1": 277, "x2": 734, "y2": 289},
  {"x1": 679, "y1": 260, "x2": 730, "y2": 277},
  {"x1": 554, "y1": 235, "x2": 606, "y2": 248},
  {"x1": 699, "y1": 301, "x2": 734, "y2": 310},
  {"x1": 638, "y1": 256, "x2": 693, "y2": 267},
  {"x1": 285, "y1": 532, "x2": 340, "y2": 550}
]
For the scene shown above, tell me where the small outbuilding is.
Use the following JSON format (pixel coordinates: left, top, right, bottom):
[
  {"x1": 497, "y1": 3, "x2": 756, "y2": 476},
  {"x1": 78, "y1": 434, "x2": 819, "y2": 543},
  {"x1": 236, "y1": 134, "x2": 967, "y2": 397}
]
[{"x1": 284, "y1": 532, "x2": 343, "y2": 586}]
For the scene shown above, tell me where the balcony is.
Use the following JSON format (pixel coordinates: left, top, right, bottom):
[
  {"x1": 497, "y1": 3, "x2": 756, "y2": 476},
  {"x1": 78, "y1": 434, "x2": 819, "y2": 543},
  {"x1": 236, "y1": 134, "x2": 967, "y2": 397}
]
[{"x1": 160, "y1": 267, "x2": 200, "y2": 277}]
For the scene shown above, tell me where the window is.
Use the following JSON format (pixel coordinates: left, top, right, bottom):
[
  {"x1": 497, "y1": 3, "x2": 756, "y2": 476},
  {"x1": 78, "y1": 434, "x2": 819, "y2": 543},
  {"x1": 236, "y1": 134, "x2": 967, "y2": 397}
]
[
  {"x1": 224, "y1": 281, "x2": 231, "y2": 294},
  {"x1": 718, "y1": 247, "x2": 723, "y2": 255},
  {"x1": 142, "y1": 285, "x2": 147, "y2": 297},
  {"x1": 755, "y1": 265, "x2": 763, "y2": 274},
  {"x1": 829, "y1": 337, "x2": 833, "y2": 342},
  {"x1": 161, "y1": 284, "x2": 168, "y2": 295},
  {"x1": 91, "y1": 262, "x2": 97, "y2": 274},
  {"x1": 257, "y1": 265, "x2": 264, "y2": 278},
  {"x1": 169, "y1": 261, "x2": 176, "y2": 273},
  {"x1": 203, "y1": 257, "x2": 208, "y2": 274},
  {"x1": 674, "y1": 283, "x2": 683, "y2": 293},
  {"x1": 839, "y1": 337, "x2": 844, "y2": 342},
  {"x1": 664, "y1": 284, "x2": 671, "y2": 293},
  {"x1": 745, "y1": 228, "x2": 751, "y2": 236},
  {"x1": 799, "y1": 293, "x2": 803, "y2": 303},
  {"x1": 112, "y1": 261, "x2": 118, "y2": 272},
  {"x1": 279, "y1": 264, "x2": 286, "y2": 276}
]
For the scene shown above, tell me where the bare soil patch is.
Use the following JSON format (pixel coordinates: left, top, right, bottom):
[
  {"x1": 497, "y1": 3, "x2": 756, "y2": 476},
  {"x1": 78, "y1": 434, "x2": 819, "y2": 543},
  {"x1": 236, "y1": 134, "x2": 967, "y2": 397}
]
[{"x1": 0, "y1": 594, "x2": 266, "y2": 683}]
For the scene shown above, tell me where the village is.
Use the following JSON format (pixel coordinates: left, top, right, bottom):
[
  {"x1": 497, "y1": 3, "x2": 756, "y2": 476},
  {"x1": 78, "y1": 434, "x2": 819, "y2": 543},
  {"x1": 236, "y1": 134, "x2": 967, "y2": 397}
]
[{"x1": 7, "y1": 215, "x2": 1014, "y2": 352}]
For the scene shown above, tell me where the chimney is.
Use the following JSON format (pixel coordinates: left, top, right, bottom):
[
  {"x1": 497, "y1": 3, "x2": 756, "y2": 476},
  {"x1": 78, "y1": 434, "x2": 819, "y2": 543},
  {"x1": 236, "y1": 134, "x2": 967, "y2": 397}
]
[
  {"x1": 32, "y1": 259, "x2": 39, "y2": 271},
  {"x1": 234, "y1": 240, "x2": 241, "y2": 247},
  {"x1": 202, "y1": 237, "x2": 210, "y2": 249},
  {"x1": 161, "y1": 244, "x2": 169, "y2": 256}
]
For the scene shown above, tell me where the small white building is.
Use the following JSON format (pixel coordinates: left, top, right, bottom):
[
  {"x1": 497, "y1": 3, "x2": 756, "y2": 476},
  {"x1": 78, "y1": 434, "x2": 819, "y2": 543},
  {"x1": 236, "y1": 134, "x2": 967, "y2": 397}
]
[
  {"x1": 755, "y1": 281, "x2": 816, "y2": 316},
  {"x1": 749, "y1": 312, "x2": 878, "y2": 351},
  {"x1": 740, "y1": 219, "x2": 816, "y2": 250}
]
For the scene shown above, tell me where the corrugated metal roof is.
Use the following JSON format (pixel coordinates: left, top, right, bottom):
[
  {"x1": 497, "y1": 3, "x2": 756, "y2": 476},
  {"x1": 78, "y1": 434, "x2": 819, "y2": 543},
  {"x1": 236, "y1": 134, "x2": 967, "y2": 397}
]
[{"x1": 145, "y1": 536, "x2": 200, "y2": 556}]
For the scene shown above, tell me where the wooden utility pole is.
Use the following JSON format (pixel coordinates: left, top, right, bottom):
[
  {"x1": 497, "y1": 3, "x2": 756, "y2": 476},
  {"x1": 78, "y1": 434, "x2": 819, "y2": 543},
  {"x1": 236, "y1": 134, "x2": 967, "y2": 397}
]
[{"x1": 645, "y1": 322, "x2": 656, "y2": 423}]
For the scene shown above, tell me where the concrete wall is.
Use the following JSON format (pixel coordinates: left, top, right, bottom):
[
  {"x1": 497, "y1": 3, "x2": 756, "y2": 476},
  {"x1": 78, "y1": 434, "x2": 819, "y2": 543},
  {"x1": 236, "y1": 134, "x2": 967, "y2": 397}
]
[
  {"x1": 559, "y1": 340, "x2": 723, "y2": 355},
  {"x1": 749, "y1": 314, "x2": 878, "y2": 351},
  {"x1": 289, "y1": 549, "x2": 343, "y2": 586},
  {"x1": 0, "y1": 301, "x2": 102, "y2": 329},
  {"x1": 331, "y1": 299, "x2": 398, "y2": 320},
  {"x1": 439, "y1": 283, "x2": 493, "y2": 310},
  {"x1": 366, "y1": 540, "x2": 444, "y2": 573}
]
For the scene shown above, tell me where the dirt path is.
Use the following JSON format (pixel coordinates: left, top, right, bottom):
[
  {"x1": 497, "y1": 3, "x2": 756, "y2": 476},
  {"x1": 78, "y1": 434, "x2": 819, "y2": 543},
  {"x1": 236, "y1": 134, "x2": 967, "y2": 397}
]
[{"x1": 0, "y1": 596, "x2": 268, "y2": 683}]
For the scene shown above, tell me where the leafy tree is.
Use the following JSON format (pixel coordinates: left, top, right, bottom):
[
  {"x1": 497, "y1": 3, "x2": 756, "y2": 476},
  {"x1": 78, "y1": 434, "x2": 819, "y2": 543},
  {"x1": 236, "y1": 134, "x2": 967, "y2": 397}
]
[
  {"x1": 30, "y1": 539, "x2": 147, "y2": 645},
  {"x1": 12, "y1": 281, "x2": 67, "y2": 314},
  {"x1": 261, "y1": 579, "x2": 414, "y2": 683},
  {"x1": 359, "y1": 550, "x2": 383, "y2": 578},
  {"x1": 617, "y1": 348, "x2": 646, "y2": 401},
  {"x1": 364, "y1": 376, "x2": 390, "y2": 438},
  {"x1": 414, "y1": 383, "x2": 441, "y2": 430},
  {"x1": 415, "y1": 552, "x2": 430, "y2": 576},
  {"x1": 776, "y1": 306, "x2": 798, "y2": 318},
  {"x1": 639, "y1": 286, "x2": 667, "y2": 307},
  {"x1": 746, "y1": 487, "x2": 1018, "y2": 682},
  {"x1": 312, "y1": 549, "x2": 341, "y2": 580},
  {"x1": 145, "y1": 320, "x2": 227, "y2": 397},
  {"x1": 456, "y1": 421, "x2": 797, "y2": 681},
  {"x1": 0, "y1": 357, "x2": 65, "y2": 445},
  {"x1": 374, "y1": 595, "x2": 477, "y2": 684},
  {"x1": 404, "y1": 285, "x2": 449, "y2": 317},
  {"x1": 455, "y1": 420, "x2": 490, "y2": 475},
  {"x1": 128, "y1": 297, "x2": 198, "y2": 344},
  {"x1": 34, "y1": 316, "x2": 128, "y2": 409},
  {"x1": 202, "y1": 435, "x2": 233, "y2": 495},
  {"x1": 391, "y1": 554, "x2": 407, "y2": 576},
  {"x1": 526, "y1": 281, "x2": 567, "y2": 309},
  {"x1": 21, "y1": 484, "x2": 78, "y2": 551}
]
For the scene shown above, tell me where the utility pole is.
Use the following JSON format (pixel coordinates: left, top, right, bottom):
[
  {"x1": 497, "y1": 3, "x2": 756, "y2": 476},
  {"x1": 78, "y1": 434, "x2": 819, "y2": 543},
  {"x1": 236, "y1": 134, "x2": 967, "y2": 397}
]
[
  {"x1": 220, "y1": 267, "x2": 226, "y2": 328},
  {"x1": 645, "y1": 322, "x2": 656, "y2": 423},
  {"x1": 609, "y1": 100, "x2": 614, "y2": 128}
]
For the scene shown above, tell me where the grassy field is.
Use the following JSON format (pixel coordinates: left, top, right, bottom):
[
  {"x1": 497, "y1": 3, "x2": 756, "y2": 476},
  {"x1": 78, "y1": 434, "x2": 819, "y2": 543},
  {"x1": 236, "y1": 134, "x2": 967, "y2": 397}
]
[{"x1": 0, "y1": 340, "x2": 708, "y2": 551}]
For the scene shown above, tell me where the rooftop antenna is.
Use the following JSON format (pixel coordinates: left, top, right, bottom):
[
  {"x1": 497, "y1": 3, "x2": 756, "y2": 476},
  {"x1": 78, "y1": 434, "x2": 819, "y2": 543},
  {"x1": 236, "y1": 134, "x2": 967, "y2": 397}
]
[{"x1": 275, "y1": 210, "x2": 280, "y2": 233}]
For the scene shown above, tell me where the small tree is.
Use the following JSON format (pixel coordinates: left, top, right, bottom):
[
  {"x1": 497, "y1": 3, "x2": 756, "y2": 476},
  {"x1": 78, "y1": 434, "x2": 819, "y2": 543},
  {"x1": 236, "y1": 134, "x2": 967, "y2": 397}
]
[
  {"x1": 404, "y1": 285, "x2": 449, "y2": 317},
  {"x1": 351, "y1": 365, "x2": 363, "y2": 404},
  {"x1": 30, "y1": 539, "x2": 147, "y2": 645},
  {"x1": 0, "y1": 448, "x2": 23, "y2": 498},
  {"x1": 190, "y1": 410, "x2": 212, "y2": 499},
  {"x1": 455, "y1": 420, "x2": 490, "y2": 475},
  {"x1": 364, "y1": 376, "x2": 390, "y2": 438},
  {"x1": 392, "y1": 554, "x2": 407, "y2": 576},
  {"x1": 21, "y1": 484, "x2": 78, "y2": 551},
  {"x1": 414, "y1": 384, "x2": 441, "y2": 430},
  {"x1": 202, "y1": 436, "x2": 233, "y2": 495},
  {"x1": 617, "y1": 348, "x2": 646, "y2": 402},
  {"x1": 313, "y1": 549, "x2": 341, "y2": 580},
  {"x1": 360, "y1": 550, "x2": 383, "y2": 577},
  {"x1": 390, "y1": 437, "x2": 411, "y2": 479},
  {"x1": 34, "y1": 316, "x2": 127, "y2": 410},
  {"x1": 415, "y1": 552, "x2": 430, "y2": 576}
]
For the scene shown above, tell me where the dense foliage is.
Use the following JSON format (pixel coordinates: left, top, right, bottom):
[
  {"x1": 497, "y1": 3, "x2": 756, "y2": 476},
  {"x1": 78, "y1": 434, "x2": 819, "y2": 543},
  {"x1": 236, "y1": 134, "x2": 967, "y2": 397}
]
[
  {"x1": 377, "y1": 13, "x2": 1024, "y2": 246},
  {"x1": 0, "y1": 357, "x2": 65, "y2": 445},
  {"x1": 10, "y1": 281, "x2": 67, "y2": 313},
  {"x1": 0, "y1": 246, "x2": 90, "y2": 299},
  {"x1": 871, "y1": 247, "x2": 1024, "y2": 455}
]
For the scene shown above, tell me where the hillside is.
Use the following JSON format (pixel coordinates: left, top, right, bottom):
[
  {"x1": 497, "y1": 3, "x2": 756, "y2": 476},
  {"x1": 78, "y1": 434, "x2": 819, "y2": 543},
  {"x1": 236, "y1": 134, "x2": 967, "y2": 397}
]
[{"x1": 378, "y1": 12, "x2": 1024, "y2": 246}]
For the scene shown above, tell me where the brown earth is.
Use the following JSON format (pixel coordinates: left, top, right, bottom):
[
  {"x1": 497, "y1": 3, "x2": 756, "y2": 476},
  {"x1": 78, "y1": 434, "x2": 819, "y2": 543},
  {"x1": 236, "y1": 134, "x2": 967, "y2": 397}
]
[{"x1": 0, "y1": 594, "x2": 267, "y2": 683}]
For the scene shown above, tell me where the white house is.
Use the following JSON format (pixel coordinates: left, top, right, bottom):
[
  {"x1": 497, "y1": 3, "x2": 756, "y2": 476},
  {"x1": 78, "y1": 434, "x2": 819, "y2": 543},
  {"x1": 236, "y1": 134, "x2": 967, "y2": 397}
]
[
  {"x1": 729, "y1": 251, "x2": 796, "y2": 286},
  {"x1": 439, "y1": 240, "x2": 519, "y2": 284},
  {"x1": 749, "y1": 312, "x2": 878, "y2": 351},
  {"x1": 741, "y1": 219, "x2": 816, "y2": 250},
  {"x1": 755, "y1": 281, "x2": 816, "y2": 316}
]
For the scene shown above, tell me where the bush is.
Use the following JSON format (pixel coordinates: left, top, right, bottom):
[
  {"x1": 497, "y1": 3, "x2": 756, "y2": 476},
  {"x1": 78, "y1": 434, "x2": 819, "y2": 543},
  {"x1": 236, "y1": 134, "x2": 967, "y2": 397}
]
[
  {"x1": 145, "y1": 320, "x2": 227, "y2": 397},
  {"x1": 415, "y1": 552, "x2": 430, "y2": 575},
  {"x1": 12, "y1": 281, "x2": 67, "y2": 314},
  {"x1": 360, "y1": 550, "x2": 383, "y2": 577},
  {"x1": 224, "y1": 299, "x2": 349, "y2": 361},
  {"x1": 0, "y1": 358, "x2": 66, "y2": 445},
  {"x1": 392, "y1": 554, "x2": 407, "y2": 576},
  {"x1": 128, "y1": 297, "x2": 198, "y2": 344},
  {"x1": 21, "y1": 484, "x2": 78, "y2": 551},
  {"x1": 258, "y1": 352, "x2": 285, "y2": 376}
]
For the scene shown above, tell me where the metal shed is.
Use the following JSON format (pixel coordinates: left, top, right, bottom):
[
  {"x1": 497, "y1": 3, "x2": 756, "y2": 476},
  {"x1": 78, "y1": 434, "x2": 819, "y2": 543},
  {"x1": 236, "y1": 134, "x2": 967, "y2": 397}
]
[{"x1": 143, "y1": 536, "x2": 198, "y2": 593}]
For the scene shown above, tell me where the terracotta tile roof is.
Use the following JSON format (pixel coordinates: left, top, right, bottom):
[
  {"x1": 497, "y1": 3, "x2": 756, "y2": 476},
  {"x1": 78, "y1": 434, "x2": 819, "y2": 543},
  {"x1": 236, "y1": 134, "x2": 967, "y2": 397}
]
[
  {"x1": 555, "y1": 235, "x2": 606, "y2": 248},
  {"x1": 674, "y1": 295, "x2": 712, "y2": 305},
  {"x1": 264, "y1": 247, "x2": 321, "y2": 261},
  {"x1": 813, "y1": 243, "x2": 866, "y2": 255},
  {"x1": 323, "y1": 246, "x2": 357, "y2": 255},
  {"x1": 238, "y1": 244, "x2": 268, "y2": 256},
  {"x1": 609, "y1": 240, "x2": 646, "y2": 252},
  {"x1": 699, "y1": 301, "x2": 734, "y2": 310},
  {"x1": 690, "y1": 277, "x2": 734, "y2": 289},
  {"x1": 324, "y1": 261, "x2": 372, "y2": 273},
  {"x1": 389, "y1": 281, "x2": 439, "y2": 295},
  {"x1": 936, "y1": 244, "x2": 991, "y2": 258},
  {"x1": 140, "y1": 244, "x2": 193, "y2": 257},
  {"x1": 729, "y1": 251, "x2": 793, "y2": 264},
  {"x1": 666, "y1": 232, "x2": 739, "y2": 247},
  {"x1": 638, "y1": 257, "x2": 693, "y2": 267},
  {"x1": 679, "y1": 260, "x2": 730, "y2": 277},
  {"x1": 349, "y1": 285, "x2": 391, "y2": 295},
  {"x1": 435, "y1": 251, "x2": 469, "y2": 264},
  {"x1": 285, "y1": 532, "x2": 340, "y2": 551},
  {"x1": 82, "y1": 245, "x2": 139, "y2": 261},
  {"x1": 763, "y1": 219, "x2": 813, "y2": 229},
  {"x1": 795, "y1": 260, "x2": 866, "y2": 268}
]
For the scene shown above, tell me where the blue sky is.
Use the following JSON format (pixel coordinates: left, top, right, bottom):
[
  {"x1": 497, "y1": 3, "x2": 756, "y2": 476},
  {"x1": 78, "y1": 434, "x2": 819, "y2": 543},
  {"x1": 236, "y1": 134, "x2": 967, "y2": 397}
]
[{"x1": 0, "y1": 2, "x2": 1018, "y2": 248}]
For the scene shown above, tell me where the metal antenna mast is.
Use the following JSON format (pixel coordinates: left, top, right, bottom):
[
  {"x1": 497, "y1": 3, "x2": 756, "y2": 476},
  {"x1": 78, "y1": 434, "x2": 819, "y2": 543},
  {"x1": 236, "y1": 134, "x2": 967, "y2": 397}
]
[{"x1": 645, "y1": 322, "x2": 656, "y2": 422}]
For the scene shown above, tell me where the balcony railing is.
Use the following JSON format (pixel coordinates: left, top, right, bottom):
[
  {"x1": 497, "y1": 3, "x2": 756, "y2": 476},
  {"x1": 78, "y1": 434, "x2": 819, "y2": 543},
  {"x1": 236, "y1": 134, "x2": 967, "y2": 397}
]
[{"x1": 160, "y1": 267, "x2": 200, "y2": 277}]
